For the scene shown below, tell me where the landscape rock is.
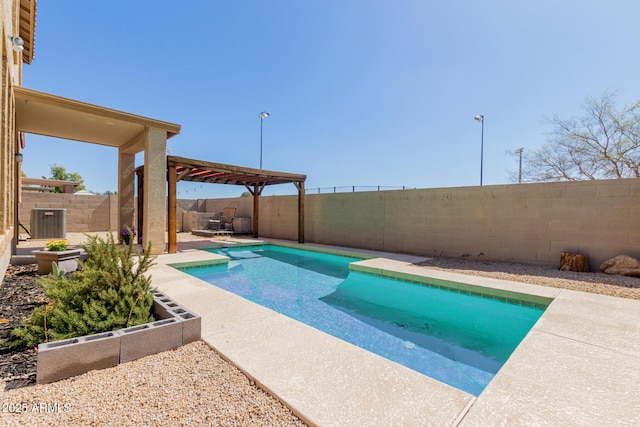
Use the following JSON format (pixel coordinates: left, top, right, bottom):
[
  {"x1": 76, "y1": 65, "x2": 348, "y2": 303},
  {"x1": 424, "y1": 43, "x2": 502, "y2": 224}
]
[{"x1": 599, "y1": 255, "x2": 640, "y2": 277}]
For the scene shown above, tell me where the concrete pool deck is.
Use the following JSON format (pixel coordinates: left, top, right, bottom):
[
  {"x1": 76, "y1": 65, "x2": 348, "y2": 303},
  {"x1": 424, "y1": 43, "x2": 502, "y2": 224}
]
[{"x1": 149, "y1": 238, "x2": 640, "y2": 426}]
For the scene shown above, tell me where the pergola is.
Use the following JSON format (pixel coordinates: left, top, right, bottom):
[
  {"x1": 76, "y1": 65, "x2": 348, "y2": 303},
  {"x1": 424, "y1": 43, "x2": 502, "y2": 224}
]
[{"x1": 156, "y1": 156, "x2": 306, "y2": 253}]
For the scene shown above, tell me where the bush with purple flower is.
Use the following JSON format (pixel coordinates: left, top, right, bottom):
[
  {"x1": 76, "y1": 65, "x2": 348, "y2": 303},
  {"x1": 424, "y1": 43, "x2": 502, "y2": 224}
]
[{"x1": 121, "y1": 227, "x2": 137, "y2": 245}]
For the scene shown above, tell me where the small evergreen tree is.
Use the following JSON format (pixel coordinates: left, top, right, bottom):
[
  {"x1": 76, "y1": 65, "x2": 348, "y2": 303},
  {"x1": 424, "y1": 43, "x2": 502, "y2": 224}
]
[{"x1": 6, "y1": 233, "x2": 156, "y2": 348}]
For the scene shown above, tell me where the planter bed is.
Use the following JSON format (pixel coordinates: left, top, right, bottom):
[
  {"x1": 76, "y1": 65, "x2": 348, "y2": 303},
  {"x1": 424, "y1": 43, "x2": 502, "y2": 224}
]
[{"x1": 36, "y1": 292, "x2": 201, "y2": 384}]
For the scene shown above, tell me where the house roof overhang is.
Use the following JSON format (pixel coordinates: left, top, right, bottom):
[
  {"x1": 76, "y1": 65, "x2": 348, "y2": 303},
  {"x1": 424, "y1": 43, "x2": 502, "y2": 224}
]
[
  {"x1": 19, "y1": 0, "x2": 36, "y2": 64},
  {"x1": 166, "y1": 155, "x2": 306, "y2": 187},
  {"x1": 14, "y1": 86, "x2": 181, "y2": 147}
]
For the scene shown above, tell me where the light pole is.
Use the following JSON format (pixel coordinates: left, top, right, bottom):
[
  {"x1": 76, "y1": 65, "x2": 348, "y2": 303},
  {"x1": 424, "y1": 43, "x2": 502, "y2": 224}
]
[
  {"x1": 474, "y1": 115, "x2": 484, "y2": 186},
  {"x1": 259, "y1": 112, "x2": 271, "y2": 169},
  {"x1": 515, "y1": 147, "x2": 524, "y2": 184}
]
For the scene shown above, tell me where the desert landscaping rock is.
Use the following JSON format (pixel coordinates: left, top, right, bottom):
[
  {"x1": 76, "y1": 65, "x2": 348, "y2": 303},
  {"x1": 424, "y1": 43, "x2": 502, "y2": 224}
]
[{"x1": 599, "y1": 255, "x2": 640, "y2": 277}]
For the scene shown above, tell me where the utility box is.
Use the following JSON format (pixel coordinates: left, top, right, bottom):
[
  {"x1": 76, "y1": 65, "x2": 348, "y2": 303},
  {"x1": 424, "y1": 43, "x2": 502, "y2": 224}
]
[{"x1": 31, "y1": 208, "x2": 67, "y2": 239}]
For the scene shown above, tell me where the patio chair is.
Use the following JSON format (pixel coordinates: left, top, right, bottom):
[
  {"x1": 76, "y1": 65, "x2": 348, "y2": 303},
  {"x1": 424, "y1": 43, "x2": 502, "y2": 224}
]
[
  {"x1": 220, "y1": 207, "x2": 236, "y2": 230},
  {"x1": 207, "y1": 212, "x2": 223, "y2": 231}
]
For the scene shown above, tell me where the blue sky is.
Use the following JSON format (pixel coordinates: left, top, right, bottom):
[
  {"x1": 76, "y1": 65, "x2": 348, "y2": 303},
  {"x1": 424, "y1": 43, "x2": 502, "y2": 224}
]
[{"x1": 22, "y1": 1, "x2": 640, "y2": 198}]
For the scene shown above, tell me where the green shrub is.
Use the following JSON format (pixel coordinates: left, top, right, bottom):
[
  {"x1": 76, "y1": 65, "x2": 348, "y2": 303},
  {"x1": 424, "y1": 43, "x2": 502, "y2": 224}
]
[{"x1": 6, "y1": 233, "x2": 156, "y2": 348}]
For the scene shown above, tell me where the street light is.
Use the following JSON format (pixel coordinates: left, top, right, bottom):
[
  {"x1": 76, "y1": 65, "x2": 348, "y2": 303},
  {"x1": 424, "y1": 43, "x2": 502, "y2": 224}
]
[
  {"x1": 474, "y1": 115, "x2": 484, "y2": 186},
  {"x1": 515, "y1": 147, "x2": 524, "y2": 184},
  {"x1": 259, "y1": 111, "x2": 271, "y2": 169}
]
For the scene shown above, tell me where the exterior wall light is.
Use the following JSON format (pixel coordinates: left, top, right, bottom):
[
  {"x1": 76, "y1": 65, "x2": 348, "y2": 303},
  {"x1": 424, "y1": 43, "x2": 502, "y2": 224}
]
[
  {"x1": 9, "y1": 35, "x2": 24, "y2": 52},
  {"x1": 15, "y1": 153, "x2": 23, "y2": 163}
]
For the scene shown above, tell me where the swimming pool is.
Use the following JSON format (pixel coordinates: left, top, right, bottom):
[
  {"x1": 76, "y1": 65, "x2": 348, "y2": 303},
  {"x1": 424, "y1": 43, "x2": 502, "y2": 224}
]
[{"x1": 178, "y1": 244, "x2": 547, "y2": 396}]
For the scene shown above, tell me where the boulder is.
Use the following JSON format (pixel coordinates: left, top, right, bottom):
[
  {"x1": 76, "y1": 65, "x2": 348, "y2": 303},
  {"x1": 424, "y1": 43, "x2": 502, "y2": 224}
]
[{"x1": 599, "y1": 255, "x2": 640, "y2": 277}]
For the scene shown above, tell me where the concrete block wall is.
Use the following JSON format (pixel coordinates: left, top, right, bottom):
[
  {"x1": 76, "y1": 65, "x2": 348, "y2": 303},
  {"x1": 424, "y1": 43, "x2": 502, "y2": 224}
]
[
  {"x1": 20, "y1": 192, "x2": 118, "y2": 233},
  {"x1": 182, "y1": 211, "x2": 214, "y2": 231},
  {"x1": 176, "y1": 199, "x2": 202, "y2": 232},
  {"x1": 204, "y1": 197, "x2": 253, "y2": 218},
  {"x1": 259, "y1": 195, "x2": 301, "y2": 241},
  {"x1": 253, "y1": 178, "x2": 640, "y2": 270},
  {"x1": 18, "y1": 178, "x2": 639, "y2": 270}
]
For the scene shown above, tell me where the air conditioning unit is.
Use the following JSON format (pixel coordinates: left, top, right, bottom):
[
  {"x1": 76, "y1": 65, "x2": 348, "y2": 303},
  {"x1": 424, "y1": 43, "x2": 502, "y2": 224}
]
[
  {"x1": 31, "y1": 208, "x2": 67, "y2": 239},
  {"x1": 232, "y1": 217, "x2": 252, "y2": 234}
]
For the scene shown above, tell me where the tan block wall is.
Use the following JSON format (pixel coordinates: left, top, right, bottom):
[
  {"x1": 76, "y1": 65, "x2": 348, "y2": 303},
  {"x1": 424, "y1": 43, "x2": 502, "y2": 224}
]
[
  {"x1": 176, "y1": 199, "x2": 202, "y2": 232},
  {"x1": 204, "y1": 197, "x2": 253, "y2": 218},
  {"x1": 182, "y1": 212, "x2": 211, "y2": 232},
  {"x1": 18, "y1": 178, "x2": 637, "y2": 271},
  {"x1": 19, "y1": 193, "x2": 118, "y2": 234},
  {"x1": 251, "y1": 178, "x2": 640, "y2": 270}
]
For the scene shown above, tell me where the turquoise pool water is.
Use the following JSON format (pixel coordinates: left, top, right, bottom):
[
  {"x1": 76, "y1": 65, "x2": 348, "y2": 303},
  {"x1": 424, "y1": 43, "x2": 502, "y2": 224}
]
[{"x1": 179, "y1": 244, "x2": 546, "y2": 396}]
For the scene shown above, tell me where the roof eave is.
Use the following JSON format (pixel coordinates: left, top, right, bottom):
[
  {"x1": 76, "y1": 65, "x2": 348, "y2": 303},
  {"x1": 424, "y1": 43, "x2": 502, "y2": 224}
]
[{"x1": 19, "y1": 0, "x2": 36, "y2": 64}]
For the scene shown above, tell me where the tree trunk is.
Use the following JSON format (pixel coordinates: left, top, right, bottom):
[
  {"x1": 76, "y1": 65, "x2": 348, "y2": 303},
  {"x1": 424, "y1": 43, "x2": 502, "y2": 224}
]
[{"x1": 559, "y1": 251, "x2": 590, "y2": 272}]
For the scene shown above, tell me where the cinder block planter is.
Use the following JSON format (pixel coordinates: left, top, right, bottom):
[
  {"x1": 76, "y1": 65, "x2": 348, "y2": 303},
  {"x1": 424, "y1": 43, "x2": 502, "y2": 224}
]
[
  {"x1": 171, "y1": 307, "x2": 202, "y2": 345},
  {"x1": 153, "y1": 292, "x2": 202, "y2": 345},
  {"x1": 119, "y1": 318, "x2": 183, "y2": 363},
  {"x1": 152, "y1": 292, "x2": 182, "y2": 319},
  {"x1": 36, "y1": 293, "x2": 202, "y2": 384},
  {"x1": 36, "y1": 331, "x2": 121, "y2": 384}
]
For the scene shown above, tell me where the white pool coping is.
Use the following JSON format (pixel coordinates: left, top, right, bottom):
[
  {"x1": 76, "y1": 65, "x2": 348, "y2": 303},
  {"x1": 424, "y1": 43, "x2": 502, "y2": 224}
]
[{"x1": 149, "y1": 240, "x2": 640, "y2": 426}]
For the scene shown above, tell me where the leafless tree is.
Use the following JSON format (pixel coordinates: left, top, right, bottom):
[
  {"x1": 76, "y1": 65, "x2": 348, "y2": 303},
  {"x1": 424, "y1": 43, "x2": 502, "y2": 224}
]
[{"x1": 522, "y1": 91, "x2": 640, "y2": 182}]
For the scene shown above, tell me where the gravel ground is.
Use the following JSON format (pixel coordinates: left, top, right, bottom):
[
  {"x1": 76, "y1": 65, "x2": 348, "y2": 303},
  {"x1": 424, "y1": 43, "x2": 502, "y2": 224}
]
[
  {"x1": 2, "y1": 233, "x2": 307, "y2": 426},
  {"x1": 2, "y1": 232, "x2": 639, "y2": 425},
  {"x1": 416, "y1": 257, "x2": 640, "y2": 300},
  {"x1": 0, "y1": 341, "x2": 306, "y2": 426}
]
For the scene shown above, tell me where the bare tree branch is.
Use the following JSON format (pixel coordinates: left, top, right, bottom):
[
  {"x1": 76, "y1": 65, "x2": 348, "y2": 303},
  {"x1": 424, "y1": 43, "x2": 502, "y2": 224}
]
[{"x1": 522, "y1": 91, "x2": 640, "y2": 182}]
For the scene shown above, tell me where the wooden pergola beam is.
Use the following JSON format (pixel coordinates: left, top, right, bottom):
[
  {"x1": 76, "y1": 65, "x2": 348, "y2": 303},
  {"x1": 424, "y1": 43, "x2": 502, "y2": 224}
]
[{"x1": 159, "y1": 156, "x2": 306, "y2": 253}]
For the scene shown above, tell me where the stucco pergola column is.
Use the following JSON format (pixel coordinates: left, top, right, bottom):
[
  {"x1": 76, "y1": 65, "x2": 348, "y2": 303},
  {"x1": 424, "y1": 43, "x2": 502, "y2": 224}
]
[
  {"x1": 118, "y1": 151, "x2": 136, "y2": 235},
  {"x1": 143, "y1": 128, "x2": 167, "y2": 254}
]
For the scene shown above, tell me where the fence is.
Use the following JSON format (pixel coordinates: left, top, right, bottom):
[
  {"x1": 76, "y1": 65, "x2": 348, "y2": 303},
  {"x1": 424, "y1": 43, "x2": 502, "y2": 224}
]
[
  {"x1": 18, "y1": 178, "x2": 640, "y2": 270},
  {"x1": 308, "y1": 186, "x2": 414, "y2": 194},
  {"x1": 19, "y1": 192, "x2": 118, "y2": 235},
  {"x1": 256, "y1": 178, "x2": 640, "y2": 270}
]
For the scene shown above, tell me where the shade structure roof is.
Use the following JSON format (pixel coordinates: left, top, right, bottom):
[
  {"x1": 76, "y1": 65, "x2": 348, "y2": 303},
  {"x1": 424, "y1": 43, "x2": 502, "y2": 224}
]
[
  {"x1": 167, "y1": 156, "x2": 306, "y2": 187},
  {"x1": 14, "y1": 87, "x2": 181, "y2": 147},
  {"x1": 163, "y1": 156, "x2": 306, "y2": 253}
]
